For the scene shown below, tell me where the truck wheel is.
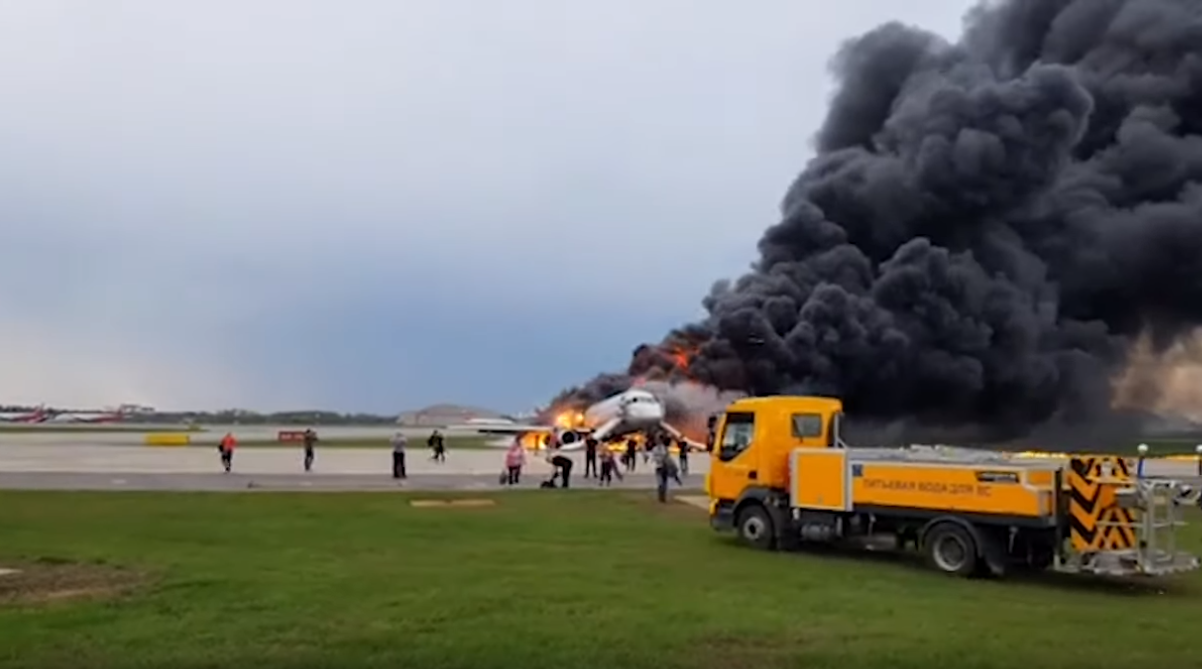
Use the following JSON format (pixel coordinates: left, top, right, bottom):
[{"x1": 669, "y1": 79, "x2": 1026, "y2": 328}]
[
  {"x1": 923, "y1": 523, "x2": 977, "y2": 577},
  {"x1": 736, "y1": 504, "x2": 776, "y2": 551}
]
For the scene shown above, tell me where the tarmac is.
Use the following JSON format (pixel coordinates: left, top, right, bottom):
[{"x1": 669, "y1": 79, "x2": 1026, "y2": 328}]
[
  {"x1": 0, "y1": 429, "x2": 709, "y2": 492},
  {"x1": 0, "y1": 427, "x2": 1198, "y2": 493}
]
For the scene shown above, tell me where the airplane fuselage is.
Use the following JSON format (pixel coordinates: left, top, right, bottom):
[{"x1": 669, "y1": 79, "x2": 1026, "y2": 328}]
[
  {"x1": 549, "y1": 388, "x2": 666, "y2": 448},
  {"x1": 582, "y1": 389, "x2": 664, "y2": 436},
  {"x1": 0, "y1": 411, "x2": 45, "y2": 423},
  {"x1": 45, "y1": 412, "x2": 123, "y2": 424}
]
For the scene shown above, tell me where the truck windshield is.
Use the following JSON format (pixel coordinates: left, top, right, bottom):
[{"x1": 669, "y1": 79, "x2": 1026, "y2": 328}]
[{"x1": 717, "y1": 412, "x2": 755, "y2": 462}]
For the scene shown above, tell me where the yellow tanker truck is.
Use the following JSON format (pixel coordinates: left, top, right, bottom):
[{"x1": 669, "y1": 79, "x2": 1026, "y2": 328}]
[{"x1": 705, "y1": 395, "x2": 1201, "y2": 578}]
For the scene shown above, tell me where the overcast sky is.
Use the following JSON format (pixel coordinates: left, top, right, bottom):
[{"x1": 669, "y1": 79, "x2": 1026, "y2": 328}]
[{"x1": 0, "y1": 0, "x2": 976, "y2": 413}]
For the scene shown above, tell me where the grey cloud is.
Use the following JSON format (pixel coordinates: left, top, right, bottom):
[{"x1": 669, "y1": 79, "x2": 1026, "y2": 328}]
[{"x1": 0, "y1": 0, "x2": 977, "y2": 408}]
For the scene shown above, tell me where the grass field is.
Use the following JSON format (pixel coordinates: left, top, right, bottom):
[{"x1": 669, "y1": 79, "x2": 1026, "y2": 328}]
[
  {"x1": 1130, "y1": 438, "x2": 1202, "y2": 455},
  {"x1": 979, "y1": 438, "x2": 1202, "y2": 456},
  {"x1": 0, "y1": 491, "x2": 1200, "y2": 669}
]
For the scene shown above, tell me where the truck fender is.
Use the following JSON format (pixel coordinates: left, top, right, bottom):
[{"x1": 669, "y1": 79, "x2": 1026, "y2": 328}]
[
  {"x1": 919, "y1": 516, "x2": 1007, "y2": 577},
  {"x1": 733, "y1": 487, "x2": 792, "y2": 545}
]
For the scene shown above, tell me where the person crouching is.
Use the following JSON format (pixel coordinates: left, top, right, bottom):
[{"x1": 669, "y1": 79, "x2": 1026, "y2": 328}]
[{"x1": 547, "y1": 449, "x2": 574, "y2": 488}]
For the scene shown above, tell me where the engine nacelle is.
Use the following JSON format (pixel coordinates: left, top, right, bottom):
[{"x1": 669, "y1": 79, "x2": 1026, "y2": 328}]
[{"x1": 556, "y1": 429, "x2": 587, "y2": 449}]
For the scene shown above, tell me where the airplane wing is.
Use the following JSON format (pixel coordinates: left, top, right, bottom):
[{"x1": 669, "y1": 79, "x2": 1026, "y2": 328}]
[
  {"x1": 443, "y1": 423, "x2": 556, "y2": 436},
  {"x1": 438, "y1": 421, "x2": 602, "y2": 450},
  {"x1": 658, "y1": 421, "x2": 709, "y2": 453},
  {"x1": 437, "y1": 422, "x2": 563, "y2": 449}
]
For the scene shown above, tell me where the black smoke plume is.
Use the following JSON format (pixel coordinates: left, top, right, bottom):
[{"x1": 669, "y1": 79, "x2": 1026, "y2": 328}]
[{"x1": 554, "y1": 0, "x2": 1202, "y2": 448}]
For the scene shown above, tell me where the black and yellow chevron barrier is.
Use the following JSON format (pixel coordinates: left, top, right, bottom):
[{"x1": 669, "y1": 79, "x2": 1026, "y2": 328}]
[{"x1": 1067, "y1": 456, "x2": 1137, "y2": 552}]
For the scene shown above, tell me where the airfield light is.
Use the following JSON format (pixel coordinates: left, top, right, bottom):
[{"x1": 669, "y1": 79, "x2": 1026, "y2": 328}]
[
  {"x1": 1197, "y1": 445, "x2": 1202, "y2": 476},
  {"x1": 1137, "y1": 443, "x2": 1149, "y2": 456}
]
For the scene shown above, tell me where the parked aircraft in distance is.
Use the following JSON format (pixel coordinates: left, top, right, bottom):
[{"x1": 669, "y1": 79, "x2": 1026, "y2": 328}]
[
  {"x1": 43, "y1": 408, "x2": 127, "y2": 424},
  {"x1": 0, "y1": 406, "x2": 47, "y2": 423}
]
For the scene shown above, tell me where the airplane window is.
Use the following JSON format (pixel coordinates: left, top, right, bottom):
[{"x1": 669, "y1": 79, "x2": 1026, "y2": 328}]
[{"x1": 717, "y1": 412, "x2": 755, "y2": 462}]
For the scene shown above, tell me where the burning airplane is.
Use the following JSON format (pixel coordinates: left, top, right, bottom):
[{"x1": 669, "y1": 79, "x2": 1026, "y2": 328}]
[{"x1": 445, "y1": 387, "x2": 706, "y2": 451}]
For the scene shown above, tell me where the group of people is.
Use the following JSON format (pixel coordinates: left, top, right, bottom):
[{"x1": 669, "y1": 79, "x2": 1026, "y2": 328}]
[
  {"x1": 214, "y1": 425, "x2": 694, "y2": 504},
  {"x1": 217, "y1": 428, "x2": 320, "y2": 473},
  {"x1": 389, "y1": 429, "x2": 449, "y2": 479},
  {"x1": 500, "y1": 431, "x2": 692, "y2": 502},
  {"x1": 217, "y1": 427, "x2": 434, "y2": 477}
]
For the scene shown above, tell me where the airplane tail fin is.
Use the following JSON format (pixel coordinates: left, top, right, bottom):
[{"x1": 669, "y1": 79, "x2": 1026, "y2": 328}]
[{"x1": 20, "y1": 406, "x2": 47, "y2": 423}]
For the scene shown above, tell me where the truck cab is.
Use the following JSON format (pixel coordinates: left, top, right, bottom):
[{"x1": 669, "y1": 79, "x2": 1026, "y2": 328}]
[{"x1": 707, "y1": 395, "x2": 842, "y2": 524}]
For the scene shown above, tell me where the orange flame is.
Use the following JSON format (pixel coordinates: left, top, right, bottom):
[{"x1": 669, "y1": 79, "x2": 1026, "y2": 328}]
[
  {"x1": 667, "y1": 344, "x2": 699, "y2": 380},
  {"x1": 553, "y1": 410, "x2": 586, "y2": 429}
]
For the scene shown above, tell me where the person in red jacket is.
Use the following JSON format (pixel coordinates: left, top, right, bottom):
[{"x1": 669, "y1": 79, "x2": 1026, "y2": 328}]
[{"x1": 218, "y1": 432, "x2": 237, "y2": 473}]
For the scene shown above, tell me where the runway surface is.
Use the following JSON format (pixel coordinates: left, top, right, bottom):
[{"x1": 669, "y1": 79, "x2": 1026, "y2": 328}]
[
  {"x1": 0, "y1": 433, "x2": 709, "y2": 492},
  {"x1": 0, "y1": 472, "x2": 701, "y2": 492}
]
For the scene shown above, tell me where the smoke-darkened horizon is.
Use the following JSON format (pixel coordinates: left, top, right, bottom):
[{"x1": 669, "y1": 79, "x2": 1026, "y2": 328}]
[{"x1": 552, "y1": 0, "x2": 1202, "y2": 445}]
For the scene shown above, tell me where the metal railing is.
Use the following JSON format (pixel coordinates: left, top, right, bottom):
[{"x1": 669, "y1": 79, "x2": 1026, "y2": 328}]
[{"x1": 1074, "y1": 469, "x2": 1201, "y2": 577}]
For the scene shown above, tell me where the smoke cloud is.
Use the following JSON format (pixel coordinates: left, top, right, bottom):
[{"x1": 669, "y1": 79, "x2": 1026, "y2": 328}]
[
  {"x1": 556, "y1": 0, "x2": 1202, "y2": 444},
  {"x1": 1114, "y1": 331, "x2": 1202, "y2": 423}
]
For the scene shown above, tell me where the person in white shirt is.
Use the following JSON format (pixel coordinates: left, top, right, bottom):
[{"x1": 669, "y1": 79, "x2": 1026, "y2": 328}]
[
  {"x1": 391, "y1": 431, "x2": 408, "y2": 479},
  {"x1": 650, "y1": 434, "x2": 680, "y2": 502}
]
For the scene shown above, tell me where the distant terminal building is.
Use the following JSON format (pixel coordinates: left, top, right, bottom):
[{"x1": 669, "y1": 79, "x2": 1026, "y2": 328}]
[
  {"x1": 395, "y1": 404, "x2": 503, "y2": 427},
  {"x1": 118, "y1": 403, "x2": 155, "y2": 414}
]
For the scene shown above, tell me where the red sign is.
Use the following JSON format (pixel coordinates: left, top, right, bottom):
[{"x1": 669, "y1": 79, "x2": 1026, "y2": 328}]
[{"x1": 277, "y1": 430, "x2": 306, "y2": 442}]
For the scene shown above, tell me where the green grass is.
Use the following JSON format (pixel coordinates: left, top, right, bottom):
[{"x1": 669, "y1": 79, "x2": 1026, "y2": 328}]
[
  {"x1": 1047, "y1": 439, "x2": 1202, "y2": 457},
  {"x1": 227, "y1": 436, "x2": 498, "y2": 449},
  {"x1": 1128, "y1": 439, "x2": 1202, "y2": 456},
  {"x1": 1016, "y1": 439, "x2": 1202, "y2": 456},
  {"x1": 0, "y1": 491, "x2": 1200, "y2": 669}
]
